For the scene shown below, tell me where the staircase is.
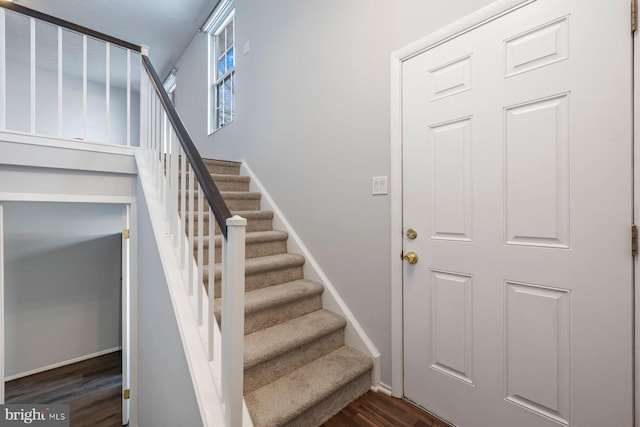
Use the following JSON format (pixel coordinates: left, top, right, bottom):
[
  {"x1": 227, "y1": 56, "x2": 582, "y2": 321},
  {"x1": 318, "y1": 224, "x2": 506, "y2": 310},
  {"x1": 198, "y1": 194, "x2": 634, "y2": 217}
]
[{"x1": 186, "y1": 159, "x2": 373, "y2": 427}]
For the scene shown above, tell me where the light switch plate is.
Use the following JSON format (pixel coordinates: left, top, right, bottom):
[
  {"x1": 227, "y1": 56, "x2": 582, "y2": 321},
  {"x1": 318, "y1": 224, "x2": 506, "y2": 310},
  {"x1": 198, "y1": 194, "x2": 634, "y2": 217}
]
[{"x1": 372, "y1": 176, "x2": 388, "y2": 195}]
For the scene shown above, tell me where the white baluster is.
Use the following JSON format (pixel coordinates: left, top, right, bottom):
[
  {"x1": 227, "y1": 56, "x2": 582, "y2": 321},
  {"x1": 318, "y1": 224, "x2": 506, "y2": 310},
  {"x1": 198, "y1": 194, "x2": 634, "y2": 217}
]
[
  {"x1": 82, "y1": 35, "x2": 87, "y2": 140},
  {"x1": 0, "y1": 8, "x2": 5, "y2": 131},
  {"x1": 170, "y1": 128, "x2": 179, "y2": 243},
  {"x1": 57, "y1": 27, "x2": 62, "y2": 137},
  {"x1": 197, "y1": 186, "x2": 205, "y2": 325},
  {"x1": 208, "y1": 205, "x2": 215, "y2": 361},
  {"x1": 179, "y1": 147, "x2": 187, "y2": 269},
  {"x1": 160, "y1": 112, "x2": 167, "y2": 210},
  {"x1": 105, "y1": 42, "x2": 110, "y2": 144},
  {"x1": 126, "y1": 49, "x2": 131, "y2": 146},
  {"x1": 29, "y1": 18, "x2": 35, "y2": 134},
  {"x1": 187, "y1": 162, "x2": 195, "y2": 295}
]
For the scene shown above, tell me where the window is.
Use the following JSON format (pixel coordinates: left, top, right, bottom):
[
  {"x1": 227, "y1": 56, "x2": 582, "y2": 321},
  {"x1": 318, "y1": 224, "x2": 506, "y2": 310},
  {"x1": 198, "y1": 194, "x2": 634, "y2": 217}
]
[
  {"x1": 206, "y1": 0, "x2": 235, "y2": 133},
  {"x1": 164, "y1": 69, "x2": 177, "y2": 106}
]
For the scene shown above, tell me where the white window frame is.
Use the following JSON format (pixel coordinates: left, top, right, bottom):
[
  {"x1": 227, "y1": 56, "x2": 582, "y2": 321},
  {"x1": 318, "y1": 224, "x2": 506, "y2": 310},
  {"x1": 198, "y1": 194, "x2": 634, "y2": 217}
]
[
  {"x1": 206, "y1": 0, "x2": 235, "y2": 134},
  {"x1": 163, "y1": 71, "x2": 177, "y2": 106}
]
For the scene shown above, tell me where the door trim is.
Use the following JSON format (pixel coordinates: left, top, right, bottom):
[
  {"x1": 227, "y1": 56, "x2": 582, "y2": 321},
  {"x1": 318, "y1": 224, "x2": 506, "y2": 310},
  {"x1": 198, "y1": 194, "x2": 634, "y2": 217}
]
[
  {"x1": 634, "y1": 18, "x2": 639, "y2": 427},
  {"x1": 390, "y1": 0, "x2": 540, "y2": 399},
  {"x1": 0, "y1": 194, "x2": 138, "y2": 427}
]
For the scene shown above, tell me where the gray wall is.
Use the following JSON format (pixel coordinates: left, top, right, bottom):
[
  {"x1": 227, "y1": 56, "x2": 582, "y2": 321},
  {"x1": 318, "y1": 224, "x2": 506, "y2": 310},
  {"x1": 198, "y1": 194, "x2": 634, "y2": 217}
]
[
  {"x1": 136, "y1": 181, "x2": 203, "y2": 427},
  {"x1": 172, "y1": 0, "x2": 495, "y2": 386},
  {"x1": 4, "y1": 202, "x2": 123, "y2": 377}
]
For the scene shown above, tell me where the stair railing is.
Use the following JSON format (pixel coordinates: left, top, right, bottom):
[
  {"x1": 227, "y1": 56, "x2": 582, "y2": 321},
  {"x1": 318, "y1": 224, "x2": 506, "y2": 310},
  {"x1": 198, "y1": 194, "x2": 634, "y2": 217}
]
[
  {"x1": 0, "y1": 3, "x2": 247, "y2": 426},
  {"x1": 0, "y1": 2, "x2": 140, "y2": 145},
  {"x1": 140, "y1": 55, "x2": 247, "y2": 427}
]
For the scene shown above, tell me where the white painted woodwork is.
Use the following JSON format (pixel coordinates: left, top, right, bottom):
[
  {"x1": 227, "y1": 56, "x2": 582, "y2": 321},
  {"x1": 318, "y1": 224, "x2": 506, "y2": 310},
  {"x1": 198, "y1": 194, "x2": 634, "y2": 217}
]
[
  {"x1": 122, "y1": 205, "x2": 131, "y2": 425},
  {"x1": 0, "y1": 8, "x2": 5, "y2": 132},
  {"x1": 222, "y1": 215, "x2": 246, "y2": 427},
  {"x1": 0, "y1": 203, "x2": 4, "y2": 405},
  {"x1": 430, "y1": 118, "x2": 472, "y2": 241},
  {"x1": 402, "y1": 1, "x2": 633, "y2": 426},
  {"x1": 57, "y1": 26, "x2": 63, "y2": 137},
  {"x1": 505, "y1": 281, "x2": 570, "y2": 424},
  {"x1": 29, "y1": 18, "x2": 35, "y2": 134},
  {"x1": 82, "y1": 34, "x2": 87, "y2": 140},
  {"x1": 430, "y1": 270, "x2": 473, "y2": 384},
  {"x1": 105, "y1": 43, "x2": 111, "y2": 144},
  {"x1": 430, "y1": 55, "x2": 472, "y2": 101},
  {"x1": 505, "y1": 94, "x2": 570, "y2": 248},
  {"x1": 504, "y1": 17, "x2": 569, "y2": 78},
  {"x1": 208, "y1": 205, "x2": 215, "y2": 361}
]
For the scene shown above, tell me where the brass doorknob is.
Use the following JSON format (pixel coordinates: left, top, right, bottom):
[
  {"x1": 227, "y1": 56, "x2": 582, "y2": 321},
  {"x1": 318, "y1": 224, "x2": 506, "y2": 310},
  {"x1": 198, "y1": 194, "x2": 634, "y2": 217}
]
[
  {"x1": 403, "y1": 252, "x2": 419, "y2": 265},
  {"x1": 406, "y1": 228, "x2": 418, "y2": 239}
]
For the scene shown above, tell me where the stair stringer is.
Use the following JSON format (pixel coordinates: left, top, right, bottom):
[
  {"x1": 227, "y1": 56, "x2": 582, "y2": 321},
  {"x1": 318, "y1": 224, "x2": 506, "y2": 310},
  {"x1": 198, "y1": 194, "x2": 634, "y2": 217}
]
[
  {"x1": 240, "y1": 161, "x2": 382, "y2": 388},
  {"x1": 136, "y1": 153, "x2": 254, "y2": 427}
]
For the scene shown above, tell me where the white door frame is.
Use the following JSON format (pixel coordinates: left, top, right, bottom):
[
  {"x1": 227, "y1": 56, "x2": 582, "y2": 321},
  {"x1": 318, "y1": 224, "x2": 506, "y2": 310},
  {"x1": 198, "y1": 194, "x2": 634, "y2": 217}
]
[
  {"x1": 390, "y1": 3, "x2": 637, "y2": 423},
  {"x1": 634, "y1": 18, "x2": 640, "y2": 427},
  {"x1": 0, "y1": 194, "x2": 138, "y2": 427}
]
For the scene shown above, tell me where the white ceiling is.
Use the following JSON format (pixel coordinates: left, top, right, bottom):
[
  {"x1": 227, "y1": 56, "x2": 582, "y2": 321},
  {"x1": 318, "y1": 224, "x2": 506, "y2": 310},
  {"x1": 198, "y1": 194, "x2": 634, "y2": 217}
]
[{"x1": 9, "y1": 0, "x2": 219, "y2": 79}]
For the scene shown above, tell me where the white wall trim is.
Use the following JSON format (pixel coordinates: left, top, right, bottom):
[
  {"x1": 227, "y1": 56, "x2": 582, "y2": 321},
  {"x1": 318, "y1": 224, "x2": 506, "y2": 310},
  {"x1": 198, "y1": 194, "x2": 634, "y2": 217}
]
[
  {"x1": 240, "y1": 161, "x2": 382, "y2": 387},
  {"x1": 0, "y1": 131, "x2": 138, "y2": 156},
  {"x1": 371, "y1": 382, "x2": 393, "y2": 396},
  {"x1": 634, "y1": 23, "x2": 640, "y2": 427},
  {"x1": 4, "y1": 347, "x2": 122, "y2": 382},
  {"x1": 389, "y1": 0, "x2": 537, "y2": 398},
  {"x1": 0, "y1": 193, "x2": 136, "y2": 204}
]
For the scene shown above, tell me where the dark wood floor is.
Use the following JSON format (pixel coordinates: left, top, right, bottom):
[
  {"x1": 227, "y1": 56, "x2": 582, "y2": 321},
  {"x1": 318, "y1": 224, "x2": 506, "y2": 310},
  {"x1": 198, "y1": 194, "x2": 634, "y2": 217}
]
[
  {"x1": 5, "y1": 351, "x2": 123, "y2": 427},
  {"x1": 6, "y1": 353, "x2": 448, "y2": 427},
  {"x1": 323, "y1": 391, "x2": 452, "y2": 427}
]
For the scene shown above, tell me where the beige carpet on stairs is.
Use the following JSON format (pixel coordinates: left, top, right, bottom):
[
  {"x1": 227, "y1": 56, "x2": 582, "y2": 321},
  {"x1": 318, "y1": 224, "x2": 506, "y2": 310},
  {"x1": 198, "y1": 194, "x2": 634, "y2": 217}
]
[{"x1": 182, "y1": 159, "x2": 373, "y2": 427}]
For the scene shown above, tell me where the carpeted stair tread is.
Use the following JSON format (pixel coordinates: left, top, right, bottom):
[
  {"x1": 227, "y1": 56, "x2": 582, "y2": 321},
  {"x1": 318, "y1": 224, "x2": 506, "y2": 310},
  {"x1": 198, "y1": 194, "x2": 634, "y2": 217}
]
[
  {"x1": 211, "y1": 253, "x2": 306, "y2": 281},
  {"x1": 244, "y1": 310, "x2": 346, "y2": 369},
  {"x1": 182, "y1": 173, "x2": 250, "y2": 192},
  {"x1": 245, "y1": 346, "x2": 373, "y2": 427},
  {"x1": 195, "y1": 230, "x2": 289, "y2": 262},
  {"x1": 214, "y1": 280, "x2": 324, "y2": 335},
  {"x1": 185, "y1": 210, "x2": 274, "y2": 233},
  {"x1": 213, "y1": 279, "x2": 323, "y2": 317},
  {"x1": 197, "y1": 230, "x2": 289, "y2": 249},
  {"x1": 220, "y1": 191, "x2": 261, "y2": 200},
  {"x1": 212, "y1": 174, "x2": 250, "y2": 183},
  {"x1": 242, "y1": 280, "x2": 323, "y2": 315},
  {"x1": 180, "y1": 190, "x2": 261, "y2": 211},
  {"x1": 180, "y1": 190, "x2": 261, "y2": 200},
  {"x1": 202, "y1": 158, "x2": 241, "y2": 175}
]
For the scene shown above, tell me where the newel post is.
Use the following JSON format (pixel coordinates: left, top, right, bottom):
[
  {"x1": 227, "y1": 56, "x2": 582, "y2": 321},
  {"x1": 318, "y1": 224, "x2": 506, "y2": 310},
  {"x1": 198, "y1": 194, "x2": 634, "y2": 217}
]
[{"x1": 221, "y1": 214, "x2": 246, "y2": 427}]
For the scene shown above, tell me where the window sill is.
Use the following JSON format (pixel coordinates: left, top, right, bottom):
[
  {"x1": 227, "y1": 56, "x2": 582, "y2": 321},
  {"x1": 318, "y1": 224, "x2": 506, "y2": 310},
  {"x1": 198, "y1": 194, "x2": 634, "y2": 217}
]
[{"x1": 208, "y1": 120, "x2": 234, "y2": 137}]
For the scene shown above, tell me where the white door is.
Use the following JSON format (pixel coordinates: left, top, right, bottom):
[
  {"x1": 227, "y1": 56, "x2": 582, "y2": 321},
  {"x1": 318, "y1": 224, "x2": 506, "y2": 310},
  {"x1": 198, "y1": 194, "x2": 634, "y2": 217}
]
[{"x1": 402, "y1": 1, "x2": 633, "y2": 426}]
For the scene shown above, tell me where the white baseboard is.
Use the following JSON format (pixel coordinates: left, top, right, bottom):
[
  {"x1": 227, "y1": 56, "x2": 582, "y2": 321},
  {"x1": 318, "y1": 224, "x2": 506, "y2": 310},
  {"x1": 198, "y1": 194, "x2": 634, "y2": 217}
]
[
  {"x1": 371, "y1": 382, "x2": 393, "y2": 396},
  {"x1": 240, "y1": 161, "x2": 382, "y2": 387},
  {"x1": 5, "y1": 346, "x2": 122, "y2": 382}
]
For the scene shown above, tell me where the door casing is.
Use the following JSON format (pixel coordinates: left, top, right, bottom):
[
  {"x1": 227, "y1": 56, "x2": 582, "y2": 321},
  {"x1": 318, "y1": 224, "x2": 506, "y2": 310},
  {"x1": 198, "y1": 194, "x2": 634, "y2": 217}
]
[{"x1": 0, "y1": 195, "x2": 138, "y2": 427}]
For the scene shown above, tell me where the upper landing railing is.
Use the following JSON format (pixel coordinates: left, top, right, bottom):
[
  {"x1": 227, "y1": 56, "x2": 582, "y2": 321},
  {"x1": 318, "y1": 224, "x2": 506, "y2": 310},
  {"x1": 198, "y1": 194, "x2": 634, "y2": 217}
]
[
  {"x1": 0, "y1": 2, "x2": 141, "y2": 145},
  {"x1": 0, "y1": 4, "x2": 247, "y2": 427}
]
